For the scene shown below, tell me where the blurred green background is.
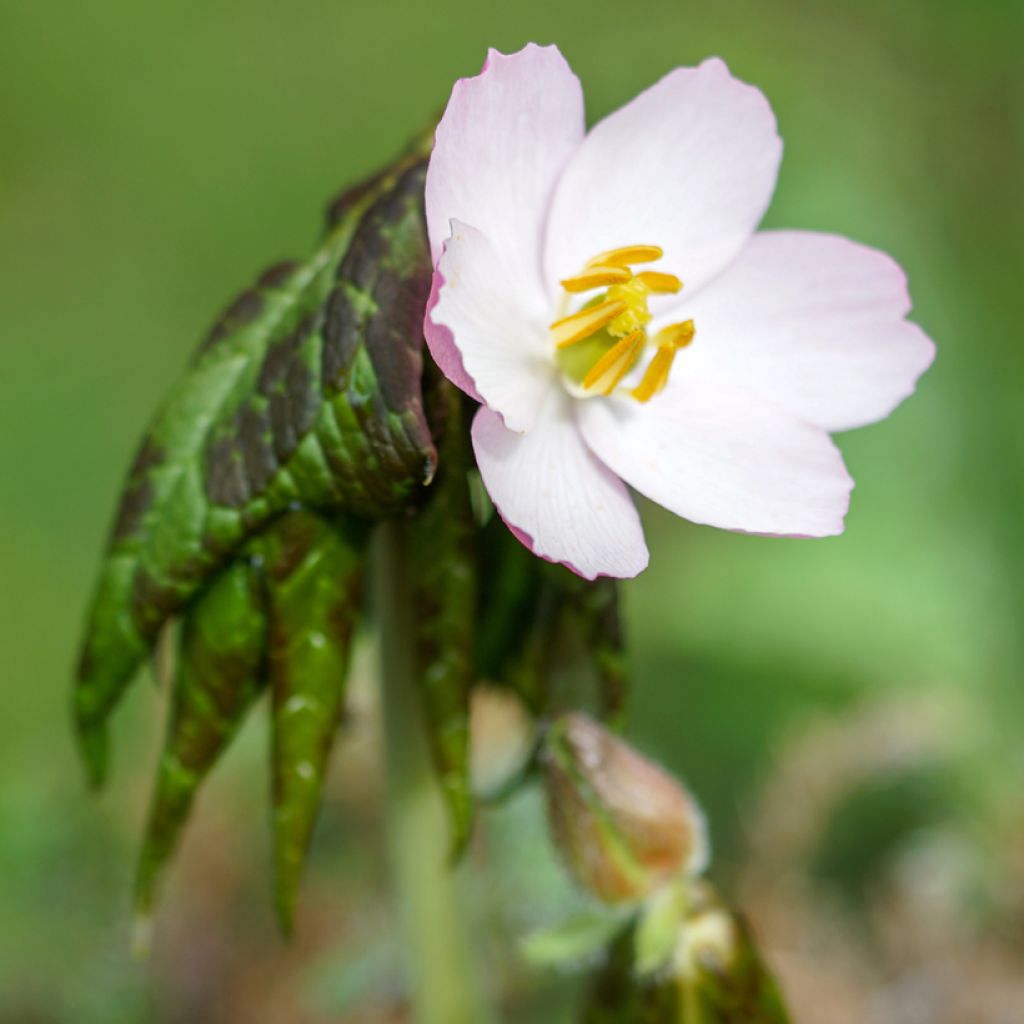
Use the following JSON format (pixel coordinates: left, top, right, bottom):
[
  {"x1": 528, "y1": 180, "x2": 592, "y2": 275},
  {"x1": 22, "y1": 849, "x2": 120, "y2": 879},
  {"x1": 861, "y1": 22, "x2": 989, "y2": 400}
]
[{"x1": 1, "y1": 0, "x2": 1022, "y2": 1021}]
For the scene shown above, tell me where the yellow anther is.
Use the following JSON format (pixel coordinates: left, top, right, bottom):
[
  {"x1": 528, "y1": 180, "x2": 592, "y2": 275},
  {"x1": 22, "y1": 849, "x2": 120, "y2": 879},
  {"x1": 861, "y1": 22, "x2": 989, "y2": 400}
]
[
  {"x1": 630, "y1": 348, "x2": 676, "y2": 403},
  {"x1": 635, "y1": 271, "x2": 683, "y2": 294},
  {"x1": 551, "y1": 298, "x2": 627, "y2": 349},
  {"x1": 585, "y1": 245, "x2": 664, "y2": 269},
  {"x1": 630, "y1": 321, "x2": 696, "y2": 403},
  {"x1": 654, "y1": 319, "x2": 696, "y2": 350},
  {"x1": 560, "y1": 265, "x2": 632, "y2": 293},
  {"x1": 582, "y1": 330, "x2": 646, "y2": 395}
]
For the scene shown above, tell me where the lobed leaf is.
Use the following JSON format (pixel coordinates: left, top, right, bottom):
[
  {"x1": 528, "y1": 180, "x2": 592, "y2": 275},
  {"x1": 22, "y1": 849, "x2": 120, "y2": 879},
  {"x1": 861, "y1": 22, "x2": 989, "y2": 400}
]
[
  {"x1": 263, "y1": 510, "x2": 367, "y2": 933},
  {"x1": 75, "y1": 145, "x2": 435, "y2": 786},
  {"x1": 134, "y1": 556, "x2": 268, "y2": 923},
  {"x1": 475, "y1": 524, "x2": 629, "y2": 726},
  {"x1": 404, "y1": 380, "x2": 477, "y2": 856}
]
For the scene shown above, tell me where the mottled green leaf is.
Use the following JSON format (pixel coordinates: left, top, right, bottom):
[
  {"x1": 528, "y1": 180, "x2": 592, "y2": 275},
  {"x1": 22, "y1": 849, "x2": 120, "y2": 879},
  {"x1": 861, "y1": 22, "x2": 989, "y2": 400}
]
[
  {"x1": 474, "y1": 516, "x2": 545, "y2": 691},
  {"x1": 134, "y1": 556, "x2": 268, "y2": 923},
  {"x1": 405, "y1": 378, "x2": 476, "y2": 856},
  {"x1": 475, "y1": 529, "x2": 629, "y2": 725},
  {"x1": 263, "y1": 510, "x2": 367, "y2": 933},
  {"x1": 75, "y1": 142, "x2": 435, "y2": 786},
  {"x1": 568, "y1": 574, "x2": 628, "y2": 726}
]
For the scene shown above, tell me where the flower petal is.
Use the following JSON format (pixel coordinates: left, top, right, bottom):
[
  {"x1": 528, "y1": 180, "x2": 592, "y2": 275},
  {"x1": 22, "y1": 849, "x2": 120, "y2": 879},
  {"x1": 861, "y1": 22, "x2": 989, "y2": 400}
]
[
  {"x1": 426, "y1": 44, "x2": 585, "y2": 300},
  {"x1": 472, "y1": 391, "x2": 649, "y2": 579},
  {"x1": 544, "y1": 58, "x2": 781, "y2": 294},
  {"x1": 667, "y1": 231, "x2": 936, "y2": 431},
  {"x1": 427, "y1": 221, "x2": 554, "y2": 432},
  {"x1": 423, "y1": 255, "x2": 482, "y2": 402},
  {"x1": 578, "y1": 383, "x2": 853, "y2": 538}
]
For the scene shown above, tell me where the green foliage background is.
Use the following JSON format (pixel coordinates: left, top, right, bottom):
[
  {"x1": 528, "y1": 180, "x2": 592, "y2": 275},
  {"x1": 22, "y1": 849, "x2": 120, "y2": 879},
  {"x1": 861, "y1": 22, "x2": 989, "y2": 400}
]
[{"x1": 0, "y1": 0, "x2": 1021, "y2": 1021}]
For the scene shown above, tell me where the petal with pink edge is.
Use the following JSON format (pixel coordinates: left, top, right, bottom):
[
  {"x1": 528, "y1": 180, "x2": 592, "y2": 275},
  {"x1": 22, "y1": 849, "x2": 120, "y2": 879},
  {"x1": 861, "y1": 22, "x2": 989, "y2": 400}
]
[
  {"x1": 472, "y1": 391, "x2": 649, "y2": 580},
  {"x1": 578, "y1": 383, "x2": 853, "y2": 538},
  {"x1": 545, "y1": 58, "x2": 781, "y2": 294},
  {"x1": 425, "y1": 44, "x2": 584, "y2": 302},
  {"x1": 666, "y1": 231, "x2": 936, "y2": 432},
  {"x1": 427, "y1": 221, "x2": 555, "y2": 432}
]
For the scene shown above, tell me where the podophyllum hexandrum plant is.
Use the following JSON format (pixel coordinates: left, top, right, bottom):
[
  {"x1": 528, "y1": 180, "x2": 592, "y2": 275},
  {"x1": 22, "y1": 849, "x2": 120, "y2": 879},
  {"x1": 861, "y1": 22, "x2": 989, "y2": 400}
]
[{"x1": 75, "y1": 44, "x2": 933, "y2": 1024}]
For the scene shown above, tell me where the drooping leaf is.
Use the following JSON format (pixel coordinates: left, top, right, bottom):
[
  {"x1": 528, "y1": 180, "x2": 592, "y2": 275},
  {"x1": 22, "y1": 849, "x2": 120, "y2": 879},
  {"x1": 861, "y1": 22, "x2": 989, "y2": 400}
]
[
  {"x1": 474, "y1": 515, "x2": 545, "y2": 693},
  {"x1": 475, "y1": 527, "x2": 629, "y2": 725},
  {"x1": 566, "y1": 574, "x2": 628, "y2": 726},
  {"x1": 404, "y1": 378, "x2": 477, "y2": 856},
  {"x1": 262, "y1": 510, "x2": 367, "y2": 933},
  {"x1": 75, "y1": 144, "x2": 436, "y2": 786},
  {"x1": 134, "y1": 556, "x2": 268, "y2": 923}
]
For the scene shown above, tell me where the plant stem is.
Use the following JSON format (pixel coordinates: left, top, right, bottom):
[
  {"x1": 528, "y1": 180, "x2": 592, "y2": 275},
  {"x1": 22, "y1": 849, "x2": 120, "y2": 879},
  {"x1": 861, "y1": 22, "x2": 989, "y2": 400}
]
[{"x1": 372, "y1": 521, "x2": 486, "y2": 1024}]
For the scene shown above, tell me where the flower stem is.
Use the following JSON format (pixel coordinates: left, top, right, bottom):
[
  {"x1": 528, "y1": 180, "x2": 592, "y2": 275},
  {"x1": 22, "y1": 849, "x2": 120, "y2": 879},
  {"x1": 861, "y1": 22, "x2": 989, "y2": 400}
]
[{"x1": 372, "y1": 521, "x2": 488, "y2": 1024}]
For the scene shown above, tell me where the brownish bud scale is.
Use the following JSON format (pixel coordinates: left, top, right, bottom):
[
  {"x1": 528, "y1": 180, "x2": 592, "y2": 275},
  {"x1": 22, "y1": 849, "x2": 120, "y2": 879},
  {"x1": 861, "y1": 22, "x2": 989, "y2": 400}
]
[{"x1": 544, "y1": 713, "x2": 708, "y2": 904}]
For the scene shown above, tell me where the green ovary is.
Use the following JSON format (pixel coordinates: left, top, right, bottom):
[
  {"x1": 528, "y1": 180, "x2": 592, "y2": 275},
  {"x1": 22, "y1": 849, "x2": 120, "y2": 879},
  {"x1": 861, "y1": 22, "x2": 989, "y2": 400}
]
[{"x1": 556, "y1": 327, "x2": 623, "y2": 386}]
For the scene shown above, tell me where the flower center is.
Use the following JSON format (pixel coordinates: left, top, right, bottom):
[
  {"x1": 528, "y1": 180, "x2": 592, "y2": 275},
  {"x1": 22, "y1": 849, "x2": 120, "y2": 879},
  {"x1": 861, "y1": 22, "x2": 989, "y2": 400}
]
[{"x1": 550, "y1": 245, "x2": 695, "y2": 403}]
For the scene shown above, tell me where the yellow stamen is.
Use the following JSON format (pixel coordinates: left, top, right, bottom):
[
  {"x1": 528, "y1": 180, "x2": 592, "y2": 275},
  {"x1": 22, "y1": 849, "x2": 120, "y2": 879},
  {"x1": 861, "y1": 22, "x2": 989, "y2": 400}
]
[
  {"x1": 635, "y1": 271, "x2": 683, "y2": 294},
  {"x1": 585, "y1": 245, "x2": 663, "y2": 269},
  {"x1": 560, "y1": 265, "x2": 632, "y2": 292},
  {"x1": 551, "y1": 298, "x2": 626, "y2": 349},
  {"x1": 630, "y1": 320, "x2": 696, "y2": 403},
  {"x1": 582, "y1": 330, "x2": 645, "y2": 395},
  {"x1": 654, "y1": 319, "x2": 696, "y2": 350},
  {"x1": 630, "y1": 348, "x2": 677, "y2": 404}
]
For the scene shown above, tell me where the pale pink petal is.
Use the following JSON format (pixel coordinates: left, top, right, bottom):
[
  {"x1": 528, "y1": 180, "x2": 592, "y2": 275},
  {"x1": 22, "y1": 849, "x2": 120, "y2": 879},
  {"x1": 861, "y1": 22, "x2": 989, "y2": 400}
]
[
  {"x1": 544, "y1": 58, "x2": 781, "y2": 294},
  {"x1": 577, "y1": 383, "x2": 853, "y2": 537},
  {"x1": 472, "y1": 391, "x2": 649, "y2": 579},
  {"x1": 666, "y1": 231, "x2": 936, "y2": 432},
  {"x1": 423, "y1": 260, "x2": 481, "y2": 402},
  {"x1": 427, "y1": 221, "x2": 554, "y2": 432},
  {"x1": 426, "y1": 44, "x2": 585, "y2": 302}
]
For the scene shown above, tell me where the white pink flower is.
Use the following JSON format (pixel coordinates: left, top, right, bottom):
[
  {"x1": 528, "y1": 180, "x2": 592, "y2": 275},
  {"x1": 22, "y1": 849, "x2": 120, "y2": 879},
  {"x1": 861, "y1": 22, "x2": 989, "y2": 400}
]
[{"x1": 423, "y1": 44, "x2": 934, "y2": 579}]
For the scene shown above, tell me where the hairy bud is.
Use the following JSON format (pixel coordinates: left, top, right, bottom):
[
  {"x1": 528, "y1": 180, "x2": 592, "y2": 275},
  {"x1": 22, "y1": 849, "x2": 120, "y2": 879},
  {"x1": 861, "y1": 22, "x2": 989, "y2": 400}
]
[{"x1": 544, "y1": 713, "x2": 708, "y2": 903}]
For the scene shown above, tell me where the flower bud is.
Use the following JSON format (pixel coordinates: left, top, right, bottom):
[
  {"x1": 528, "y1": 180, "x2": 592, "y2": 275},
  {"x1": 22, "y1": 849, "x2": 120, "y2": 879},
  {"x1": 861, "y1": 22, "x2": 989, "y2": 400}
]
[
  {"x1": 544, "y1": 712, "x2": 708, "y2": 904},
  {"x1": 675, "y1": 914, "x2": 791, "y2": 1022},
  {"x1": 582, "y1": 882, "x2": 793, "y2": 1023}
]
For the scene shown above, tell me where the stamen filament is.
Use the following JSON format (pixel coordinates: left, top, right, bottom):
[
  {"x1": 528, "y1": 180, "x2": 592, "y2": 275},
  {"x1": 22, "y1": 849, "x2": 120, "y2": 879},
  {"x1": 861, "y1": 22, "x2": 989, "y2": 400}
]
[
  {"x1": 582, "y1": 330, "x2": 645, "y2": 395},
  {"x1": 585, "y1": 245, "x2": 663, "y2": 269},
  {"x1": 551, "y1": 299, "x2": 626, "y2": 349},
  {"x1": 560, "y1": 266, "x2": 632, "y2": 292}
]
